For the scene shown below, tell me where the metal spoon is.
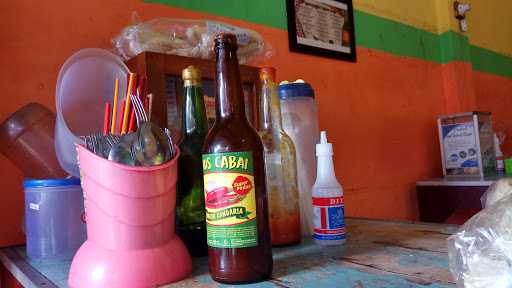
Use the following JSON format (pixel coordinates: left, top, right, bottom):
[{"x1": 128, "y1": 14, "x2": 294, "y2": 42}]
[
  {"x1": 130, "y1": 94, "x2": 174, "y2": 166},
  {"x1": 108, "y1": 132, "x2": 138, "y2": 165}
]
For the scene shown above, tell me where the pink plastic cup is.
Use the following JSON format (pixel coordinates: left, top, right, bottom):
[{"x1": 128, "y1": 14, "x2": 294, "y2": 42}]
[{"x1": 69, "y1": 145, "x2": 192, "y2": 288}]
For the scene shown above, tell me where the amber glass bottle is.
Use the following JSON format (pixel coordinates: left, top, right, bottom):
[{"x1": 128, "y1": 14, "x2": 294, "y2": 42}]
[
  {"x1": 176, "y1": 66, "x2": 208, "y2": 257},
  {"x1": 202, "y1": 33, "x2": 273, "y2": 283}
]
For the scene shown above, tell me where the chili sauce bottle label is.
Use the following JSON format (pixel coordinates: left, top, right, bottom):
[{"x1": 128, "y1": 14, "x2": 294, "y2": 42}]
[
  {"x1": 312, "y1": 196, "x2": 346, "y2": 241},
  {"x1": 202, "y1": 151, "x2": 258, "y2": 248}
]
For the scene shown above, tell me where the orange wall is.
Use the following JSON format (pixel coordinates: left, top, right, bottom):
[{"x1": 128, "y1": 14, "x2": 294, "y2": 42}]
[
  {"x1": 1, "y1": 0, "x2": 507, "y2": 246},
  {"x1": 475, "y1": 72, "x2": 512, "y2": 154}
]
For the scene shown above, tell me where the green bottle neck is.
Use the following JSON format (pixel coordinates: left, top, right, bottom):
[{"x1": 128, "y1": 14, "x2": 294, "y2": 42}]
[
  {"x1": 182, "y1": 84, "x2": 208, "y2": 139},
  {"x1": 260, "y1": 79, "x2": 284, "y2": 132}
]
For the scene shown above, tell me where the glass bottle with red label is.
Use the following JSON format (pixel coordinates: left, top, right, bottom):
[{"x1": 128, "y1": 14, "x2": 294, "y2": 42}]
[
  {"x1": 312, "y1": 131, "x2": 346, "y2": 245},
  {"x1": 202, "y1": 33, "x2": 272, "y2": 283},
  {"x1": 258, "y1": 67, "x2": 301, "y2": 246}
]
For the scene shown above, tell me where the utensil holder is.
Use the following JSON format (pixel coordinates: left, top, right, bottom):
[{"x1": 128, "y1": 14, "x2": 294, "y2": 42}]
[{"x1": 69, "y1": 145, "x2": 191, "y2": 288}]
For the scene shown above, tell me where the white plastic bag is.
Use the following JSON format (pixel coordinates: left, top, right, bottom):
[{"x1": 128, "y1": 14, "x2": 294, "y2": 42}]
[
  {"x1": 448, "y1": 179, "x2": 512, "y2": 288},
  {"x1": 112, "y1": 18, "x2": 270, "y2": 63}
]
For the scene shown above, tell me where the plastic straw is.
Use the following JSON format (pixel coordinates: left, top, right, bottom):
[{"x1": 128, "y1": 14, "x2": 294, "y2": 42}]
[
  {"x1": 121, "y1": 73, "x2": 136, "y2": 134},
  {"x1": 110, "y1": 79, "x2": 120, "y2": 134},
  {"x1": 103, "y1": 102, "x2": 111, "y2": 135},
  {"x1": 118, "y1": 100, "x2": 126, "y2": 134},
  {"x1": 128, "y1": 108, "x2": 136, "y2": 132}
]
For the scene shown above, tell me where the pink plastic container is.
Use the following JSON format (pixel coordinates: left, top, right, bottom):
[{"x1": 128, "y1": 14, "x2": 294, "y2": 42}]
[{"x1": 69, "y1": 145, "x2": 191, "y2": 288}]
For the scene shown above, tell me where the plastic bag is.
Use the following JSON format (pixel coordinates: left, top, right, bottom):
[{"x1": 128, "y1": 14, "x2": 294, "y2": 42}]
[
  {"x1": 481, "y1": 178, "x2": 512, "y2": 208},
  {"x1": 448, "y1": 179, "x2": 512, "y2": 288},
  {"x1": 112, "y1": 18, "x2": 270, "y2": 64}
]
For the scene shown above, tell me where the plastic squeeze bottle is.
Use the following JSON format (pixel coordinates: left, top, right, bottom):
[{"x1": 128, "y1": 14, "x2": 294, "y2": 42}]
[
  {"x1": 312, "y1": 131, "x2": 346, "y2": 245},
  {"x1": 494, "y1": 133, "x2": 504, "y2": 174}
]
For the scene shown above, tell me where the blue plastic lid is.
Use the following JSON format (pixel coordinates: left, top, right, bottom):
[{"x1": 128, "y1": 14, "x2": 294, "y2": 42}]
[
  {"x1": 23, "y1": 178, "x2": 81, "y2": 189},
  {"x1": 278, "y1": 82, "x2": 315, "y2": 99}
]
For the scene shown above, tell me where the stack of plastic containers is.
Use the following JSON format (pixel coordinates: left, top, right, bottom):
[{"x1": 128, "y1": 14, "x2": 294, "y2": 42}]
[
  {"x1": 68, "y1": 145, "x2": 191, "y2": 288},
  {"x1": 24, "y1": 178, "x2": 86, "y2": 260}
]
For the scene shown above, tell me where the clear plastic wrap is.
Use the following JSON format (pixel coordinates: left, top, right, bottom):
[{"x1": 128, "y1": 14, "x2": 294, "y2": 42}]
[
  {"x1": 112, "y1": 18, "x2": 270, "y2": 63},
  {"x1": 448, "y1": 179, "x2": 512, "y2": 288}
]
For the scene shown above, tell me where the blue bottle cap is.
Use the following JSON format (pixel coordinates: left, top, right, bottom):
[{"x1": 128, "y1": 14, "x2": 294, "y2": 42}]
[
  {"x1": 278, "y1": 81, "x2": 315, "y2": 99},
  {"x1": 23, "y1": 178, "x2": 81, "y2": 189}
]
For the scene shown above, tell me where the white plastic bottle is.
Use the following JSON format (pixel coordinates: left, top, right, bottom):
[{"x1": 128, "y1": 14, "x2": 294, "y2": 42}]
[
  {"x1": 312, "y1": 131, "x2": 346, "y2": 245},
  {"x1": 494, "y1": 133, "x2": 504, "y2": 174}
]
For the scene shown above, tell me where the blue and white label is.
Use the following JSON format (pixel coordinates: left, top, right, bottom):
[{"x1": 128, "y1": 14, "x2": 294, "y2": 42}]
[
  {"x1": 441, "y1": 123, "x2": 478, "y2": 169},
  {"x1": 313, "y1": 196, "x2": 346, "y2": 241}
]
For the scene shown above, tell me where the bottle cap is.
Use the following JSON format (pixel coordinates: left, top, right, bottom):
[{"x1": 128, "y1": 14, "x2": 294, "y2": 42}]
[
  {"x1": 278, "y1": 81, "x2": 315, "y2": 99},
  {"x1": 182, "y1": 65, "x2": 202, "y2": 86},
  {"x1": 259, "y1": 67, "x2": 276, "y2": 82},
  {"x1": 316, "y1": 131, "x2": 333, "y2": 156}
]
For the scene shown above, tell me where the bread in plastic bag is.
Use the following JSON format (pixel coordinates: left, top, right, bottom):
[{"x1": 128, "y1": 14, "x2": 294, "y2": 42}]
[
  {"x1": 112, "y1": 18, "x2": 270, "y2": 63},
  {"x1": 448, "y1": 179, "x2": 512, "y2": 288}
]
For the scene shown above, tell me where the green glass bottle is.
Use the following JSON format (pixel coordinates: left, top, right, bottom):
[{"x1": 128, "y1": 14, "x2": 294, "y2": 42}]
[{"x1": 177, "y1": 65, "x2": 208, "y2": 257}]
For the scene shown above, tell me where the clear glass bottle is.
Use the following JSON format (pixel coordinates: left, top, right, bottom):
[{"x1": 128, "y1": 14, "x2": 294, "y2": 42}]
[{"x1": 258, "y1": 67, "x2": 301, "y2": 246}]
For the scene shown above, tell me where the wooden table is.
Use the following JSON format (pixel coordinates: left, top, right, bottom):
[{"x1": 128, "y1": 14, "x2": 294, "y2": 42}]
[{"x1": 0, "y1": 218, "x2": 457, "y2": 288}]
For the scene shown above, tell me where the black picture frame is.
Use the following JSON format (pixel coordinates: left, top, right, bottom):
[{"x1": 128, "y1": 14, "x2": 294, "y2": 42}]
[{"x1": 286, "y1": 0, "x2": 357, "y2": 62}]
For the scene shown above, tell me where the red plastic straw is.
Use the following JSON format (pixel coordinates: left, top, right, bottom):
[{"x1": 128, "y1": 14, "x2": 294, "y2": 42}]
[
  {"x1": 103, "y1": 102, "x2": 111, "y2": 135},
  {"x1": 128, "y1": 108, "x2": 136, "y2": 132},
  {"x1": 118, "y1": 99, "x2": 126, "y2": 134},
  {"x1": 121, "y1": 74, "x2": 136, "y2": 134}
]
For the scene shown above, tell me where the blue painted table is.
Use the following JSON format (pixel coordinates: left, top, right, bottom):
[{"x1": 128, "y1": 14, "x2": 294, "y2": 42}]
[{"x1": 0, "y1": 218, "x2": 457, "y2": 288}]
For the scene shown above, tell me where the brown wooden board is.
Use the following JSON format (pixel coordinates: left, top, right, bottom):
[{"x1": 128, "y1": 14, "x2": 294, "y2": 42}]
[{"x1": 125, "y1": 52, "x2": 261, "y2": 142}]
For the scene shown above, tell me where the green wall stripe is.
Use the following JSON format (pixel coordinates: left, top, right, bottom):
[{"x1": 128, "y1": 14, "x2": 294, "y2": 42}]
[
  {"x1": 439, "y1": 31, "x2": 471, "y2": 63},
  {"x1": 146, "y1": 0, "x2": 512, "y2": 78},
  {"x1": 354, "y1": 10, "x2": 442, "y2": 64},
  {"x1": 471, "y1": 45, "x2": 512, "y2": 78},
  {"x1": 145, "y1": 0, "x2": 287, "y2": 29}
]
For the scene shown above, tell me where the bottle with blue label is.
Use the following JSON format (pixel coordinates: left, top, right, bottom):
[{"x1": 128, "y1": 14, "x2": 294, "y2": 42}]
[{"x1": 312, "y1": 131, "x2": 346, "y2": 245}]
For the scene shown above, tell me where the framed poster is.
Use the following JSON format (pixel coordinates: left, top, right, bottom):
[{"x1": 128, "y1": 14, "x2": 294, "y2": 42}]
[{"x1": 286, "y1": 0, "x2": 356, "y2": 62}]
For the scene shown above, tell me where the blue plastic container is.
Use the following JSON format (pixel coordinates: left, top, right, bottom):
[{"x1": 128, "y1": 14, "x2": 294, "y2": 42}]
[{"x1": 23, "y1": 178, "x2": 86, "y2": 260}]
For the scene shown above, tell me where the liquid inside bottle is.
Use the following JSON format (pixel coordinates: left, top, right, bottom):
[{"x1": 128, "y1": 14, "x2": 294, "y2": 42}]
[
  {"x1": 176, "y1": 65, "x2": 208, "y2": 257},
  {"x1": 258, "y1": 67, "x2": 301, "y2": 246},
  {"x1": 202, "y1": 33, "x2": 273, "y2": 284}
]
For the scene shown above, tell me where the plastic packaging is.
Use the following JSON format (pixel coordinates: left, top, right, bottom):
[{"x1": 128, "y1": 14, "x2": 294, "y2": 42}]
[
  {"x1": 69, "y1": 145, "x2": 191, "y2": 288},
  {"x1": 448, "y1": 178, "x2": 512, "y2": 288},
  {"x1": 24, "y1": 178, "x2": 86, "y2": 260},
  {"x1": 312, "y1": 131, "x2": 346, "y2": 245},
  {"x1": 55, "y1": 48, "x2": 129, "y2": 177},
  {"x1": 112, "y1": 18, "x2": 270, "y2": 64},
  {"x1": 0, "y1": 103, "x2": 67, "y2": 178},
  {"x1": 278, "y1": 80, "x2": 319, "y2": 236}
]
